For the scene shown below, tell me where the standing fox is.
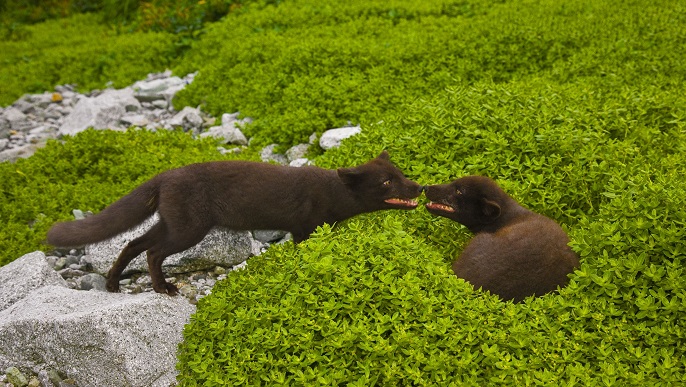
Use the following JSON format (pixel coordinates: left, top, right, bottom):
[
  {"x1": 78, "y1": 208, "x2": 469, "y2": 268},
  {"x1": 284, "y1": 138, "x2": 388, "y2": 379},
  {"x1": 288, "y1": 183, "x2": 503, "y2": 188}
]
[
  {"x1": 48, "y1": 151, "x2": 422, "y2": 295},
  {"x1": 424, "y1": 175, "x2": 579, "y2": 302}
]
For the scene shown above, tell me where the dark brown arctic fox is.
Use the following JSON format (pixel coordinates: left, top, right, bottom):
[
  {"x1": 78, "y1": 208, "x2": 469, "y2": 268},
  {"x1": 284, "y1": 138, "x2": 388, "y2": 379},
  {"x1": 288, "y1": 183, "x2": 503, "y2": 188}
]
[
  {"x1": 424, "y1": 175, "x2": 579, "y2": 302},
  {"x1": 48, "y1": 151, "x2": 422, "y2": 295}
]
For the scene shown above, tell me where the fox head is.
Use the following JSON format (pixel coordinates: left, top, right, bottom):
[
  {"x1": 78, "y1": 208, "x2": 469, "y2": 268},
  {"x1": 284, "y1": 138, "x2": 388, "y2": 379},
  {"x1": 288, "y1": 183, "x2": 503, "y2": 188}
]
[
  {"x1": 337, "y1": 151, "x2": 422, "y2": 211},
  {"x1": 424, "y1": 175, "x2": 513, "y2": 233}
]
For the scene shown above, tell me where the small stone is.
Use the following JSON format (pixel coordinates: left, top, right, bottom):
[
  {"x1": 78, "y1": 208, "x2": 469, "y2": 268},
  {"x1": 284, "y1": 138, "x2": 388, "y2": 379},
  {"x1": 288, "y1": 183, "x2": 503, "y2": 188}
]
[
  {"x1": 80, "y1": 273, "x2": 107, "y2": 291},
  {"x1": 38, "y1": 369, "x2": 62, "y2": 387},
  {"x1": 152, "y1": 100, "x2": 168, "y2": 109},
  {"x1": 120, "y1": 113, "x2": 150, "y2": 127},
  {"x1": 136, "y1": 275, "x2": 151, "y2": 285},
  {"x1": 289, "y1": 158, "x2": 312, "y2": 167},
  {"x1": 27, "y1": 376, "x2": 40, "y2": 387},
  {"x1": 213, "y1": 266, "x2": 227, "y2": 275},
  {"x1": 119, "y1": 278, "x2": 132, "y2": 286},
  {"x1": 54, "y1": 257, "x2": 68, "y2": 270},
  {"x1": 64, "y1": 255, "x2": 79, "y2": 266},
  {"x1": 285, "y1": 143, "x2": 310, "y2": 162},
  {"x1": 5, "y1": 367, "x2": 28, "y2": 387},
  {"x1": 58, "y1": 268, "x2": 85, "y2": 279},
  {"x1": 319, "y1": 125, "x2": 361, "y2": 150},
  {"x1": 253, "y1": 230, "x2": 288, "y2": 243},
  {"x1": 52, "y1": 93, "x2": 63, "y2": 103},
  {"x1": 260, "y1": 144, "x2": 288, "y2": 165},
  {"x1": 178, "y1": 284, "x2": 197, "y2": 299},
  {"x1": 59, "y1": 378, "x2": 78, "y2": 387}
]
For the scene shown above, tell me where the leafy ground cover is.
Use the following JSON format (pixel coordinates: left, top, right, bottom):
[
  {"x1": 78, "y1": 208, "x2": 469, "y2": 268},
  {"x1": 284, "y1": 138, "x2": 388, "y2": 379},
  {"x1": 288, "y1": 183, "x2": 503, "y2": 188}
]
[{"x1": 1, "y1": 0, "x2": 685, "y2": 384}]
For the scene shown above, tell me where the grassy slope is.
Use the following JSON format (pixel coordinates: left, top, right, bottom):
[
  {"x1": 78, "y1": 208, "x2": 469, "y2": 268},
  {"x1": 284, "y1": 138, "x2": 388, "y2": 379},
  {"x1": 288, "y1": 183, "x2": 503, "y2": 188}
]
[
  {"x1": 0, "y1": 0, "x2": 685, "y2": 384},
  {"x1": 0, "y1": 13, "x2": 178, "y2": 105}
]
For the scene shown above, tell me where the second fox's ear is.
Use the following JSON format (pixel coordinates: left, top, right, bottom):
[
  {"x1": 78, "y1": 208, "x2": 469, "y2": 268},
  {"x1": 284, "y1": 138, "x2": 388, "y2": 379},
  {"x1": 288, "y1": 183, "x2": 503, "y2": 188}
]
[
  {"x1": 377, "y1": 150, "x2": 390, "y2": 161},
  {"x1": 337, "y1": 167, "x2": 362, "y2": 186},
  {"x1": 481, "y1": 198, "x2": 501, "y2": 219}
]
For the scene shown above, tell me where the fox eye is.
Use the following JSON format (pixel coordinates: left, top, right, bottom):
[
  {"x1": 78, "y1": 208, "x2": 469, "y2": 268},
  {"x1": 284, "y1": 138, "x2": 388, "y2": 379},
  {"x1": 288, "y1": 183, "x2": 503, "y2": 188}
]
[{"x1": 383, "y1": 179, "x2": 392, "y2": 186}]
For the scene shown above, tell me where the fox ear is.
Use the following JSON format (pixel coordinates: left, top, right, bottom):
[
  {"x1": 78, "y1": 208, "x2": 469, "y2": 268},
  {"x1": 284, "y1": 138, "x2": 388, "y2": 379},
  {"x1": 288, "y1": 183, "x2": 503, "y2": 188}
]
[
  {"x1": 377, "y1": 150, "x2": 390, "y2": 161},
  {"x1": 337, "y1": 167, "x2": 362, "y2": 186},
  {"x1": 481, "y1": 198, "x2": 501, "y2": 219}
]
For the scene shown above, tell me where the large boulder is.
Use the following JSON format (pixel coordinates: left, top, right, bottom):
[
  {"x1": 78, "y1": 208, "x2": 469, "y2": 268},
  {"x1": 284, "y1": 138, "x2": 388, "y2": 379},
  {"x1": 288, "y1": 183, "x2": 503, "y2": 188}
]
[
  {"x1": 0, "y1": 286, "x2": 194, "y2": 387},
  {"x1": 85, "y1": 213, "x2": 265, "y2": 276},
  {"x1": 0, "y1": 251, "x2": 67, "y2": 312}
]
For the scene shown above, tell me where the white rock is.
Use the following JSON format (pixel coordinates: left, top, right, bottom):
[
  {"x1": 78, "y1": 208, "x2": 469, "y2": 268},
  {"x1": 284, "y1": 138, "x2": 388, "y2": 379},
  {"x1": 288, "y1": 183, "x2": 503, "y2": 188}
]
[
  {"x1": 289, "y1": 158, "x2": 312, "y2": 167},
  {"x1": 168, "y1": 106, "x2": 204, "y2": 132},
  {"x1": 3, "y1": 106, "x2": 27, "y2": 124},
  {"x1": 285, "y1": 143, "x2": 310, "y2": 162},
  {"x1": 59, "y1": 88, "x2": 141, "y2": 135},
  {"x1": 0, "y1": 286, "x2": 194, "y2": 387},
  {"x1": 199, "y1": 123, "x2": 248, "y2": 145},
  {"x1": 85, "y1": 213, "x2": 264, "y2": 276},
  {"x1": 260, "y1": 144, "x2": 288, "y2": 165},
  {"x1": 120, "y1": 114, "x2": 150, "y2": 127},
  {"x1": 0, "y1": 251, "x2": 68, "y2": 312},
  {"x1": 132, "y1": 76, "x2": 186, "y2": 103},
  {"x1": 319, "y1": 125, "x2": 361, "y2": 150},
  {"x1": 0, "y1": 142, "x2": 45, "y2": 163}
]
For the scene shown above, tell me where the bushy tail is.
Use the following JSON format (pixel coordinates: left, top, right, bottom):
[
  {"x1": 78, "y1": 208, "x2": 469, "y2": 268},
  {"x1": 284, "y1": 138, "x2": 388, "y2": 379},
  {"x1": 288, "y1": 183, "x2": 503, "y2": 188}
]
[{"x1": 47, "y1": 178, "x2": 160, "y2": 247}]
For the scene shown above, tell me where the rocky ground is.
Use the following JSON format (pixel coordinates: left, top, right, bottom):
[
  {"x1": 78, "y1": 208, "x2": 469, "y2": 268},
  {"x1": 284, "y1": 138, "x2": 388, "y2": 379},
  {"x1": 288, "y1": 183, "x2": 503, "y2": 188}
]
[{"x1": 0, "y1": 70, "x2": 362, "y2": 387}]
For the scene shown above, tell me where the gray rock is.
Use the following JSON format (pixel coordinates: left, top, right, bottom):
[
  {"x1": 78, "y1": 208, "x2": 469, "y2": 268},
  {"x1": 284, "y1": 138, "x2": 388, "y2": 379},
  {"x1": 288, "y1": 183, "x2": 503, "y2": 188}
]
[
  {"x1": 119, "y1": 113, "x2": 150, "y2": 127},
  {"x1": 5, "y1": 106, "x2": 28, "y2": 121},
  {"x1": 132, "y1": 76, "x2": 186, "y2": 103},
  {"x1": 285, "y1": 143, "x2": 310, "y2": 162},
  {"x1": 0, "y1": 143, "x2": 44, "y2": 163},
  {"x1": 252, "y1": 230, "x2": 288, "y2": 243},
  {"x1": 5, "y1": 367, "x2": 28, "y2": 387},
  {"x1": 39, "y1": 368, "x2": 62, "y2": 387},
  {"x1": 79, "y1": 273, "x2": 107, "y2": 291},
  {"x1": 0, "y1": 139, "x2": 7, "y2": 151},
  {"x1": 200, "y1": 122, "x2": 248, "y2": 145},
  {"x1": 59, "y1": 88, "x2": 141, "y2": 135},
  {"x1": 319, "y1": 125, "x2": 362, "y2": 150},
  {"x1": 260, "y1": 144, "x2": 289, "y2": 165},
  {"x1": 85, "y1": 213, "x2": 264, "y2": 276},
  {"x1": 0, "y1": 118, "x2": 9, "y2": 138},
  {"x1": 168, "y1": 106, "x2": 204, "y2": 132},
  {"x1": 0, "y1": 286, "x2": 194, "y2": 387},
  {"x1": 0, "y1": 251, "x2": 68, "y2": 312},
  {"x1": 12, "y1": 98, "x2": 35, "y2": 114},
  {"x1": 308, "y1": 132, "x2": 319, "y2": 145},
  {"x1": 289, "y1": 158, "x2": 312, "y2": 167}
]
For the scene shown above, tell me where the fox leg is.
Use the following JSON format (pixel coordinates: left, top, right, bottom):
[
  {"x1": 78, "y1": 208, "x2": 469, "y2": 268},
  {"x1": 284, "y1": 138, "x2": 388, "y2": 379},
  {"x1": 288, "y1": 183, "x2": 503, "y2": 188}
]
[
  {"x1": 145, "y1": 220, "x2": 212, "y2": 295},
  {"x1": 106, "y1": 222, "x2": 166, "y2": 292}
]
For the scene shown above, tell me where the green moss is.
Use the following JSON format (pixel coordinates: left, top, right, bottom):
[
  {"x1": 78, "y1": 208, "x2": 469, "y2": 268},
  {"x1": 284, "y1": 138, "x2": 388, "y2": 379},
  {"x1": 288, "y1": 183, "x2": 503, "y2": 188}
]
[
  {"x1": 1, "y1": 0, "x2": 685, "y2": 383},
  {"x1": 0, "y1": 13, "x2": 178, "y2": 106},
  {"x1": 175, "y1": 75, "x2": 686, "y2": 383},
  {"x1": 173, "y1": 0, "x2": 686, "y2": 146}
]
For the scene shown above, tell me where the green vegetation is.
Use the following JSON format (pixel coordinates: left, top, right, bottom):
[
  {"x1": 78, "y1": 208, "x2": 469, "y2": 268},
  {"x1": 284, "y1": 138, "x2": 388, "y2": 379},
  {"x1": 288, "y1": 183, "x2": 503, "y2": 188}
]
[
  {"x1": 0, "y1": 13, "x2": 178, "y2": 105},
  {"x1": 1, "y1": 0, "x2": 685, "y2": 383},
  {"x1": 173, "y1": 0, "x2": 686, "y2": 146}
]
